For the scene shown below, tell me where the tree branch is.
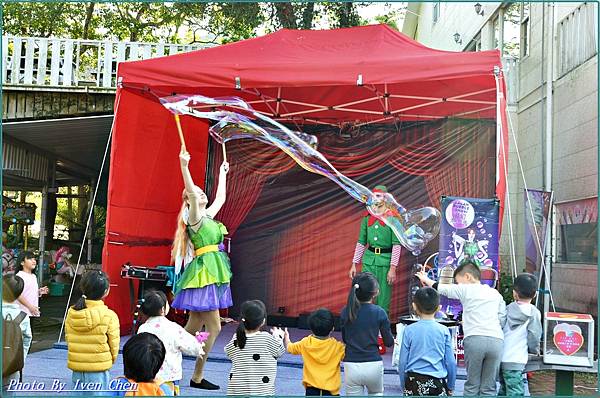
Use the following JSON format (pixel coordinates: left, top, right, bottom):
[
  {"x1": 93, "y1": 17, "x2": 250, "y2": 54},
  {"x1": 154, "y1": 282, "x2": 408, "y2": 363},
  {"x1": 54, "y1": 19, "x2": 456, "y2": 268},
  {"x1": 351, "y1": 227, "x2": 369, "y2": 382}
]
[{"x1": 82, "y1": 2, "x2": 96, "y2": 40}]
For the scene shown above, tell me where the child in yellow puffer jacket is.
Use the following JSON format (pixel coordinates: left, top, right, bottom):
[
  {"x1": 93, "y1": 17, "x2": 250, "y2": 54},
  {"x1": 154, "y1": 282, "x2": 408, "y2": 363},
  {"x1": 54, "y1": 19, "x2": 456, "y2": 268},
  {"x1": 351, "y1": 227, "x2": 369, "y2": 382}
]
[{"x1": 66, "y1": 270, "x2": 120, "y2": 396}]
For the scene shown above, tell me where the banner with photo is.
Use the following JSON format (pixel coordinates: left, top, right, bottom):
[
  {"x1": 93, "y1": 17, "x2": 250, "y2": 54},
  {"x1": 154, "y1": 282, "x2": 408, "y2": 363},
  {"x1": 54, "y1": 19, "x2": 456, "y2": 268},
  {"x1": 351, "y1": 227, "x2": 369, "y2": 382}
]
[
  {"x1": 437, "y1": 197, "x2": 500, "y2": 316},
  {"x1": 524, "y1": 189, "x2": 553, "y2": 276}
]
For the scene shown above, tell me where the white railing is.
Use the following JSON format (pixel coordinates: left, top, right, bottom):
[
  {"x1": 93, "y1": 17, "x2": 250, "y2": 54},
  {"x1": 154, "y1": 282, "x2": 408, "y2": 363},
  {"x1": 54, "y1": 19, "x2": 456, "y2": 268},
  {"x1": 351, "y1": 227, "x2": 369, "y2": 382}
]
[
  {"x1": 2, "y1": 36, "x2": 209, "y2": 89},
  {"x1": 557, "y1": 2, "x2": 598, "y2": 77},
  {"x1": 502, "y1": 56, "x2": 519, "y2": 105}
]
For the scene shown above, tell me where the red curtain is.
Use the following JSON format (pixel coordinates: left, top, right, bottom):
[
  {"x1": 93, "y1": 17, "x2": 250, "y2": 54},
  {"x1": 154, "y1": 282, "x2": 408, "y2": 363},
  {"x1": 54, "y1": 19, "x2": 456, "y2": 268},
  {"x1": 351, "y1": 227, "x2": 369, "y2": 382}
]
[
  {"x1": 209, "y1": 140, "x2": 295, "y2": 236},
  {"x1": 211, "y1": 119, "x2": 496, "y2": 320},
  {"x1": 422, "y1": 120, "x2": 496, "y2": 204}
]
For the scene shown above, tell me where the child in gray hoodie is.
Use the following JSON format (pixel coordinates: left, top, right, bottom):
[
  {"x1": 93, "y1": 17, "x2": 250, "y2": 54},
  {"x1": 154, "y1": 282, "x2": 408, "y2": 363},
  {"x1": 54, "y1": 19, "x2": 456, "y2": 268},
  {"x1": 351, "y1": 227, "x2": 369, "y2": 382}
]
[{"x1": 500, "y1": 273, "x2": 542, "y2": 396}]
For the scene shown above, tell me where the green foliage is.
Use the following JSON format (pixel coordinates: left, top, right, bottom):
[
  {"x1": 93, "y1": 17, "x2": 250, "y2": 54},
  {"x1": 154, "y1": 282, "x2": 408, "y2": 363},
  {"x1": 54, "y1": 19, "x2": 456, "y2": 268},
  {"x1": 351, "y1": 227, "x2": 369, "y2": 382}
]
[
  {"x1": 498, "y1": 271, "x2": 514, "y2": 305},
  {"x1": 98, "y1": 3, "x2": 185, "y2": 42},
  {"x1": 373, "y1": 4, "x2": 406, "y2": 31},
  {"x1": 2, "y1": 2, "x2": 373, "y2": 44},
  {"x1": 323, "y1": 2, "x2": 362, "y2": 28},
  {"x1": 2, "y1": 2, "x2": 85, "y2": 38},
  {"x1": 181, "y1": 2, "x2": 263, "y2": 44}
]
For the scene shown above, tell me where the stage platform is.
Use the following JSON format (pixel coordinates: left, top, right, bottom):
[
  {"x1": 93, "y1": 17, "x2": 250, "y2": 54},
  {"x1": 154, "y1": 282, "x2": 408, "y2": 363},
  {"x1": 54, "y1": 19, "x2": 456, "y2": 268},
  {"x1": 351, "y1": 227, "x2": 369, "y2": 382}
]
[{"x1": 37, "y1": 323, "x2": 476, "y2": 396}]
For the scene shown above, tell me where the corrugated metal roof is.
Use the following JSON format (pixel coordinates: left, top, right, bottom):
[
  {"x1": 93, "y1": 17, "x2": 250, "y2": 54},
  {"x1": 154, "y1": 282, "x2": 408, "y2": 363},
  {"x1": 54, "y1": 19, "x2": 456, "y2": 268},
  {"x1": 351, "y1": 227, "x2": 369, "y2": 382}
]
[{"x1": 3, "y1": 139, "x2": 49, "y2": 182}]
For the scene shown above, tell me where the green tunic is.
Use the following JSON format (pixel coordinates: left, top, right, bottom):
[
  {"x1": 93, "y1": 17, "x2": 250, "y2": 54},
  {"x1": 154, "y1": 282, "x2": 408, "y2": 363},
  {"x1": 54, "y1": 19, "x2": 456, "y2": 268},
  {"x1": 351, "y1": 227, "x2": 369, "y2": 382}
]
[
  {"x1": 357, "y1": 216, "x2": 400, "y2": 314},
  {"x1": 173, "y1": 218, "x2": 232, "y2": 295}
]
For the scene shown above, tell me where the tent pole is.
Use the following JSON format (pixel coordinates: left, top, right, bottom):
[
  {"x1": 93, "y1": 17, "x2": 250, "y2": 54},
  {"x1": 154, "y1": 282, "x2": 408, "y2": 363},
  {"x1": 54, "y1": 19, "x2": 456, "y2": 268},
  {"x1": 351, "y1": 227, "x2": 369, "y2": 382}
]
[
  {"x1": 87, "y1": 179, "x2": 95, "y2": 264},
  {"x1": 38, "y1": 184, "x2": 48, "y2": 288}
]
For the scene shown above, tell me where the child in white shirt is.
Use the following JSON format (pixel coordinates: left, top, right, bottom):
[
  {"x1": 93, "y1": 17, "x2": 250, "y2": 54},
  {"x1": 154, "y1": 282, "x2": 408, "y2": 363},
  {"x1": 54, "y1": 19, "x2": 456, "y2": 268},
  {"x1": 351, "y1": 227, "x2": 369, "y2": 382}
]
[
  {"x1": 138, "y1": 290, "x2": 204, "y2": 395},
  {"x1": 417, "y1": 260, "x2": 506, "y2": 396},
  {"x1": 15, "y1": 251, "x2": 48, "y2": 317}
]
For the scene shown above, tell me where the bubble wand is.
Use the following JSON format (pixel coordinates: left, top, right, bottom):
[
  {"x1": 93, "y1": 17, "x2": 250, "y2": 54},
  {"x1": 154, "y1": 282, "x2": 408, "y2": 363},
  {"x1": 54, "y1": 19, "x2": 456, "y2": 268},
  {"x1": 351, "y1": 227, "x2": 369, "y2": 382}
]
[{"x1": 174, "y1": 114, "x2": 187, "y2": 151}]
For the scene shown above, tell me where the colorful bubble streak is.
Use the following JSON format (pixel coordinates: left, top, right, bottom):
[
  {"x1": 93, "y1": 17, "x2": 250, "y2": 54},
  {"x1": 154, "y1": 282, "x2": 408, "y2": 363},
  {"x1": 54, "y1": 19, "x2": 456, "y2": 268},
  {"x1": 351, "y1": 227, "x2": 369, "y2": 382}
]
[{"x1": 160, "y1": 94, "x2": 441, "y2": 255}]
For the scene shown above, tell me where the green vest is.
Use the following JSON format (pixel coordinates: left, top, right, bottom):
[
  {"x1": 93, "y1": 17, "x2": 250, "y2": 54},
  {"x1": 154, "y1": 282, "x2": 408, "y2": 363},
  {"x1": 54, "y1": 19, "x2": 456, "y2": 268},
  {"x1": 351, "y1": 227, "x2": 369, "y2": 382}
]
[{"x1": 357, "y1": 216, "x2": 400, "y2": 267}]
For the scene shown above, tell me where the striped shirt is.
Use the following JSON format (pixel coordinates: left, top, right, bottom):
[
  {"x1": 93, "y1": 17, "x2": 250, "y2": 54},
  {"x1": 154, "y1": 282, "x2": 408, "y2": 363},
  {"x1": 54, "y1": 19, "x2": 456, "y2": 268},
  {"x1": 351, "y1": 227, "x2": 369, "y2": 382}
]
[{"x1": 225, "y1": 331, "x2": 285, "y2": 396}]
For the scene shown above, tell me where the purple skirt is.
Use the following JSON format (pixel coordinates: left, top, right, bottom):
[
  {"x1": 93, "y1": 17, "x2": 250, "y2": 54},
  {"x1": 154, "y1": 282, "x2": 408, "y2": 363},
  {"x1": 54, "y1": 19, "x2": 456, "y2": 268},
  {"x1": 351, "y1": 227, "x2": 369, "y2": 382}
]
[{"x1": 171, "y1": 283, "x2": 233, "y2": 312}]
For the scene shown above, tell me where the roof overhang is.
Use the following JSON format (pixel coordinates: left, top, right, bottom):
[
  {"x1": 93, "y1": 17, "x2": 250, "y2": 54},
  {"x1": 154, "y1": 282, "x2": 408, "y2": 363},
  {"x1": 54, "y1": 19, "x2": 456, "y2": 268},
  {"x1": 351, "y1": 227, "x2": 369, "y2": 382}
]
[{"x1": 2, "y1": 115, "x2": 113, "y2": 190}]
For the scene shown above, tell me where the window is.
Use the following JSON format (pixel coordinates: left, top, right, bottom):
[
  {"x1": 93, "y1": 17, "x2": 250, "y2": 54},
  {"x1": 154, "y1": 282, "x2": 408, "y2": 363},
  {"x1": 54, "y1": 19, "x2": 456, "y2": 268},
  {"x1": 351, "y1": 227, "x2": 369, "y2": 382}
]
[
  {"x1": 557, "y1": 2, "x2": 598, "y2": 76},
  {"x1": 433, "y1": 1, "x2": 440, "y2": 24},
  {"x1": 520, "y1": 2, "x2": 530, "y2": 58},
  {"x1": 556, "y1": 198, "x2": 598, "y2": 264},
  {"x1": 503, "y1": 2, "x2": 521, "y2": 58}
]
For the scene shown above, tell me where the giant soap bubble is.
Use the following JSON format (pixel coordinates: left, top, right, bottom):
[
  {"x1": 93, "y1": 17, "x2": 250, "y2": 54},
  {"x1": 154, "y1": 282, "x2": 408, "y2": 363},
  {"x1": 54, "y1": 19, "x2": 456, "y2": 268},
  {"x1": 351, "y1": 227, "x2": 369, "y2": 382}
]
[{"x1": 161, "y1": 95, "x2": 441, "y2": 255}]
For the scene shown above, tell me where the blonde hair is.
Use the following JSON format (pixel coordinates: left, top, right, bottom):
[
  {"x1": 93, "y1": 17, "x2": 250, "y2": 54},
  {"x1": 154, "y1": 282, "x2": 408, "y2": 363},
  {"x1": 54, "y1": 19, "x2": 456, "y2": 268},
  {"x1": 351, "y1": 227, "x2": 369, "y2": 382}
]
[{"x1": 171, "y1": 191, "x2": 190, "y2": 263}]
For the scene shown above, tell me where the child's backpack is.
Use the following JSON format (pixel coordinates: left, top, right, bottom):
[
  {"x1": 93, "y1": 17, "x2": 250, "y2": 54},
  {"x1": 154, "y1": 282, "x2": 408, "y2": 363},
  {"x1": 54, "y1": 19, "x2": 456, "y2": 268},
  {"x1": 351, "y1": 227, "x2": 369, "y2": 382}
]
[{"x1": 2, "y1": 311, "x2": 27, "y2": 380}]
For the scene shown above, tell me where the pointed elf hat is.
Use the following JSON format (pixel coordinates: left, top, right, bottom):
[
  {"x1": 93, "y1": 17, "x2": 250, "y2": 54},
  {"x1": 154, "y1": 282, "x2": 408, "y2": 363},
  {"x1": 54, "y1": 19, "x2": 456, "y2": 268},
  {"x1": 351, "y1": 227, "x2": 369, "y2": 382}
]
[{"x1": 372, "y1": 185, "x2": 388, "y2": 193}]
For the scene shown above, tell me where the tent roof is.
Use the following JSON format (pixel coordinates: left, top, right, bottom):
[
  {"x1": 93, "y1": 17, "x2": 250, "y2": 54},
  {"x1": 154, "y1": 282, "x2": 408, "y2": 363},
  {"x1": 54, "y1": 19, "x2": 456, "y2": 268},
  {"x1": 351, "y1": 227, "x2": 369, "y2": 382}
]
[{"x1": 118, "y1": 24, "x2": 503, "y2": 124}]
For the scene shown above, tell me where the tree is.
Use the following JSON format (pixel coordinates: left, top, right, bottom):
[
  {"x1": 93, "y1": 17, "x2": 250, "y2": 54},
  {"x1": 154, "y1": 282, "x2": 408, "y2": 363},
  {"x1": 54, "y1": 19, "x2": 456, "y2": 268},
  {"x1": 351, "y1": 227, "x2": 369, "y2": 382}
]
[
  {"x1": 181, "y1": 2, "x2": 263, "y2": 44},
  {"x1": 82, "y1": 2, "x2": 97, "y2": 40},
  {"x1": 98, "y1": 3, "x2": 184, "y2": 43},
  {"x1": 267, "y1": 2, "x2": 363, "y2": 31},
  {"x1": 2, "y1": 2, "x2": 374, "y2": 45},
  {"x1": 373, "y1": 4, "x2": 408, "y2": 32},
  {"x1": 2, "y1": 2, "x2": 86, "y2": 38},
  {"x1": 325, "y1": 2, "x2": 362, "y2": 28}
]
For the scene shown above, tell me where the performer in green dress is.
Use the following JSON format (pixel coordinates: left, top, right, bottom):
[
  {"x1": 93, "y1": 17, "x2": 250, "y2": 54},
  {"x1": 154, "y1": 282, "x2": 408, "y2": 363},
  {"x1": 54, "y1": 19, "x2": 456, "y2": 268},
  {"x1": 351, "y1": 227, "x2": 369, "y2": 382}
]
[
  {"x1": 349, "y1": 185, "x2": 402, "y2": 314},
  {"x1": 171, "y1": 147, "x2": 231, "y2": 390}
]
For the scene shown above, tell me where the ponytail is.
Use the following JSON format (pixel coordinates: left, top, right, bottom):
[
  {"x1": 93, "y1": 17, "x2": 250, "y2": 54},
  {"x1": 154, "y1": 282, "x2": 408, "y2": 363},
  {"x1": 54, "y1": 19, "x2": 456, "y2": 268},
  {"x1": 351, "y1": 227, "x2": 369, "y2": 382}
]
[
  {"x1": 235, "y1": 322, "x2": 247, "y2": 350},
  {"x1": 140, "y1": 290, "x2": 168, "y2": 317},
  {"x1": 234, "y1": 300, "x2": 266, "y2": 350},
  {"x1": 73, "y1": 295, "x2": 87, "y2": 311},
  {"x1": 73, "y1": 270, "x2": 110, "y2": 311},
  {"x1": 346, "y1": 283, "x2": 361, "y2": 324},
  {"x1": 345, "y1": 272, "x2": 379, "y2": 324}
]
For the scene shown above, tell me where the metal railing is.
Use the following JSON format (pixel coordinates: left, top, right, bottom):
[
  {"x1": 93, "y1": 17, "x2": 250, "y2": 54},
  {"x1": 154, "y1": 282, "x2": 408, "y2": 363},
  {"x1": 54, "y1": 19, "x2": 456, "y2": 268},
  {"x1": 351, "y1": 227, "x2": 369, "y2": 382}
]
[
  {"x1": 2, "y1": 36, "x2": 209, "y2": 89},
  {"x1": 557, "y1": 2, "x2": 598, "y2": 77}
]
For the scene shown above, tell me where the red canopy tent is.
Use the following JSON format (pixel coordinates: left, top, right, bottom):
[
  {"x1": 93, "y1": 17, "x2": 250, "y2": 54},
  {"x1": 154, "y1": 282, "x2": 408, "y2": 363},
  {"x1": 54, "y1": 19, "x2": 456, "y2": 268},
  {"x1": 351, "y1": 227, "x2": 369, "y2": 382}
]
[{"x1": 105, "y1": 24, "x2": 508, "y2": 332}]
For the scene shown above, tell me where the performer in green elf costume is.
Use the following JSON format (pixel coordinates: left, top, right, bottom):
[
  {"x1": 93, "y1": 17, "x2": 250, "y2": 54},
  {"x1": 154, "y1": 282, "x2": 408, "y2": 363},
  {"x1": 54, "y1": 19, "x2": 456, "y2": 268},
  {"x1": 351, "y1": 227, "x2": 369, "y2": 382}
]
[{"x1": 349, "y1": 185, "x2": 402, "y2": 314}]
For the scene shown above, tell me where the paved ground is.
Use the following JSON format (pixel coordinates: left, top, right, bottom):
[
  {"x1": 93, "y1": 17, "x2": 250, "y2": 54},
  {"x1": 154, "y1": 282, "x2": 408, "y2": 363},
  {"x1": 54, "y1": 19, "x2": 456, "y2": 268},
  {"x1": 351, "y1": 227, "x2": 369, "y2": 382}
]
[
  {"x1": 29, "y1": 292, "x2": 78, "y2": 353},
  {"x1": 17, "y1": 347, "x2": 432, "y2": 396},
  {"x1": 526, "y1": 370, "x2": 598, "y2": 396},
  {"x1": 23, "y1": 294, "x2": 597, "y2": 396},
  {"x1": 23, "y1": 312, "x2": 467, "y2": 396}
]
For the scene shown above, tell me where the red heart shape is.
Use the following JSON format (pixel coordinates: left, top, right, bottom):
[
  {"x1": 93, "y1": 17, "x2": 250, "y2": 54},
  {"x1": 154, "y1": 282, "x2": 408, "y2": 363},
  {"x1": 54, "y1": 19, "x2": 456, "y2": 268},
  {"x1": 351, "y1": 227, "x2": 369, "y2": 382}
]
[{"x1": 553, "y1": 330, "x2": 584, "y2": 356}]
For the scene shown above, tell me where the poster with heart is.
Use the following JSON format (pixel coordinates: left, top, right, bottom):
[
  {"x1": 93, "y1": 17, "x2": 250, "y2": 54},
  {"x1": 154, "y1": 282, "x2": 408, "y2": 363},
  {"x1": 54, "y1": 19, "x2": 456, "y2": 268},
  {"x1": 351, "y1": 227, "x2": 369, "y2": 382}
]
[
  {"x1": 553, "y1": 323, "x2": 585, "y2": 356},
  {"x1": 436, "y1": 197, "x2": 500, "y2": 317}
]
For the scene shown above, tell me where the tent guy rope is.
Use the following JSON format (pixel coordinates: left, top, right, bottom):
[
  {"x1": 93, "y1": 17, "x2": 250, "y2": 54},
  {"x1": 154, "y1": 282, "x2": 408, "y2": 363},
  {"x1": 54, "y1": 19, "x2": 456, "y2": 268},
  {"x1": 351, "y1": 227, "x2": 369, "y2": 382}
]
[{"x1": 57, "y1": 90, "x2": 122, "y2": 343}]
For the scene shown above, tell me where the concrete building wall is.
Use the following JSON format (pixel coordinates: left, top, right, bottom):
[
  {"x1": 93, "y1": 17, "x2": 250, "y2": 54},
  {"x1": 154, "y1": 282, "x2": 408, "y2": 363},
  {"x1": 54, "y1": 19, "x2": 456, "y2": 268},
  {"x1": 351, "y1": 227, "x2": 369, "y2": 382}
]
[
  {"x1": 516, "y1": 2, "x2": 598, "y2": 315},
  {"x1": 550, "y1": 55, "x2": 598, "y2": 315},
  {"x1": 410, "y1": 2, "x2": 502, "y2": 50}
]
